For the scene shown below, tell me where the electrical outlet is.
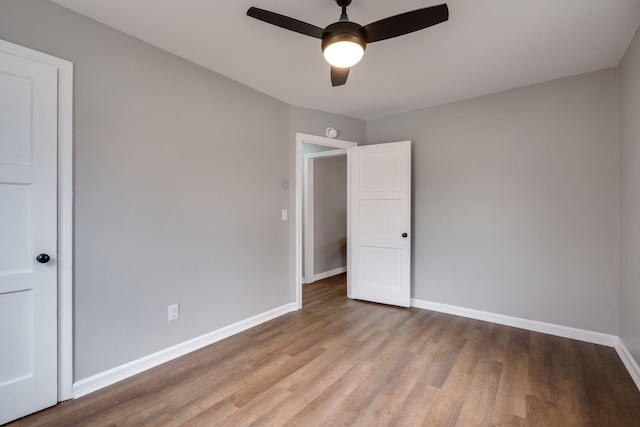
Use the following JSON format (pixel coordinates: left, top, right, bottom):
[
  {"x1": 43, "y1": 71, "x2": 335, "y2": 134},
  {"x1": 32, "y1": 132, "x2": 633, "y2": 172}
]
[{"x1": 168, "y1": 304, "x2": 179, "y2": 321}]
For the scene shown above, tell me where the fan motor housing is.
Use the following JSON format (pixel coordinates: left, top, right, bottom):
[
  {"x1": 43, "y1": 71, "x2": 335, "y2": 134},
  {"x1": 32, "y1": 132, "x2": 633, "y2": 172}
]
[{"x1": 321, "y1": 21, "x2": 366, "y2": 52}]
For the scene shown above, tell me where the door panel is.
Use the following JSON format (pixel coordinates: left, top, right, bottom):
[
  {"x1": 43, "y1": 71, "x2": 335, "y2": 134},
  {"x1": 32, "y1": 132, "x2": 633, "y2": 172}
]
[
  {"x1": 0, "y1": 289, "x2": 34, "y2": 384},
  {"x1": 0, "y1": 183, "x2": 32, "y2": 272},
  {"x1": 350, "y1": 141, "x2": 411, "y2": 307},
  {"x1": 359, "y1": 199, "x2": 402, "y2": 239},
  {"x1": 359, "y1": 247, "x2": 402, "y2": 289},
  {"x1": 359, "y1": 150, "x2": 402, "y2": 191},
  {"x1": 0, "y1": 50, "x2": 58, "y2": 425},
  {"x1": 0, "y1": 71, "x2": 32, "y2": 164}
]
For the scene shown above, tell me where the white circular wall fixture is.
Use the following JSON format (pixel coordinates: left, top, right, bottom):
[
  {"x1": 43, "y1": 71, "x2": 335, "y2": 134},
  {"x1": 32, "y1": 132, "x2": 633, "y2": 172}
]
[{"x1": 326, "y1": 127, "x2": 338, "y2": 139}]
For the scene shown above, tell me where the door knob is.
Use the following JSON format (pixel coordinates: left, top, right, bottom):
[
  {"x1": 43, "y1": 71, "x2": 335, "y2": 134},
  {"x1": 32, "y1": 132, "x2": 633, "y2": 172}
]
[
  {"x1": 36, "y1": 253, "x2": 51, "y2": 264},
  {"x1": 402, "y1": 233, "x2": 408, "y2": 238}
]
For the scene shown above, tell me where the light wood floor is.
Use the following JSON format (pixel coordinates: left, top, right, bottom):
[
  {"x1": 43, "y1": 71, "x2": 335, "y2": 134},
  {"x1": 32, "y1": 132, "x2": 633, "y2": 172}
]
[{"x1": 9, "y1": 274, "x2": 640, "y2": 426}]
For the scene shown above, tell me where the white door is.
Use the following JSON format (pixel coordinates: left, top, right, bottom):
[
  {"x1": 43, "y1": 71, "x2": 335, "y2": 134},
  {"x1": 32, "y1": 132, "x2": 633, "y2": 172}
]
[
  {"x1": 0, "y1": 50, "x2": 58, "y2": 424},
  {"x1": 349, "y1": 141, "x2": 411, "y2": 307}
]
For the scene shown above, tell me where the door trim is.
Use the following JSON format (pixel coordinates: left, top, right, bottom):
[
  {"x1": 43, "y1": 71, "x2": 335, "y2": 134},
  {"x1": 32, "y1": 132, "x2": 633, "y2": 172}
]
[
  {"x1": 295, "y1": 133, "x2": 356, "y2": 308},
  {"x1": 303, "y1": 149, "x2": 347, "y2": 285},
  {"x1": 0, "y1": 39, "x2": 74, "y2": 401}
]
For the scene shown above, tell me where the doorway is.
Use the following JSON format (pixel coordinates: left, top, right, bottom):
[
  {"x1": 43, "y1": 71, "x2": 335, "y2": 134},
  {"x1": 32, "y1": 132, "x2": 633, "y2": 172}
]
[
  {"x1": 303, "y1": 148, "x2": 347, "y2": 285},
  {"x1": 294, "y1": 133, "x2": 357, "y2": 308}
]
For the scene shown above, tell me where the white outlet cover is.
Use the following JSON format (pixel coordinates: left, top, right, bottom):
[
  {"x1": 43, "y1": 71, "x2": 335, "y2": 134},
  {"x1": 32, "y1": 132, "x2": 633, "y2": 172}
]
[{"x1": 168, "y1": 304, "x2": 179, "y2": 321}]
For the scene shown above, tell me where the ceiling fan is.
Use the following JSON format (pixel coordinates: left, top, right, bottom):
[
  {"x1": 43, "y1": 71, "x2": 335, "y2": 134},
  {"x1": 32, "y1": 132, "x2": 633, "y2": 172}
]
[{"x1": 247, "y1": 1, "x2": 449, "y2": 86}]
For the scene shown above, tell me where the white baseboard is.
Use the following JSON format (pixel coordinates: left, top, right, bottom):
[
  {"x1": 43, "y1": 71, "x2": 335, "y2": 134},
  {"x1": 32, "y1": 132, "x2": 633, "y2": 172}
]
[
  {"x1": 411, "y1": 298, "x2": 618, "y2": 347},
  {"x1": 73, "y1": 302, "x2": 298, "y2": 398},
  {"x1": 313, "y1": 266, "x2": 347, "y2": 282},
  {"x1": 616, "y1": 339, "x2": 640, "y2": 392}
]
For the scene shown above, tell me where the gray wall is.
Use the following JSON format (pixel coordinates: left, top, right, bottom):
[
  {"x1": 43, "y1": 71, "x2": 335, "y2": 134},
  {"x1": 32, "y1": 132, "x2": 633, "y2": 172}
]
[
  {"x1": 367, "y1": 69, "x2": 620, "y2": 334},
  {"x1": 619, "y1": 27, "x2": 640, "y2": 361},
  {"x1": 0, "y1": 0, "x2": 293, "y2": 380},
  {"x1": 313, "y1": 155, "x2": 347, "y2": 274},
  {"x1": 288, "y1": 106, "x2": 367, "y2": 145}
]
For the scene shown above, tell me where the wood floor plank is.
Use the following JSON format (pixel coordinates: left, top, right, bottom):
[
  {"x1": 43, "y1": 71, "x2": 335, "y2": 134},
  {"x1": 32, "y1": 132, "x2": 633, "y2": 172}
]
[
  {"x1": 387, "y1": 382, "x2": 440, "y2": 426},
  {"x1": 354, "y1": 351, "x2": 424, "y2": 426},
  {"x1": 490, "y1": 339, "x2": 529, "y2": 421},
  {"x1": 222, "y1": 386, "x2": 292, "y2": 426},
  {"x1": 7, "y1": 273, "x2": 640, "y2": 426},
  {"x1": 227, "y1": 345, "x2": 326, "y2": 408},
  {"x1": 252, "y1": 329, "x2": 393, "y2": 426},
  {"x1": 182, "y1": 400, "x2": 238, "y2": 426},
  {"x1": 455, "y1": 359, "x2": 503, "y2": 426}
]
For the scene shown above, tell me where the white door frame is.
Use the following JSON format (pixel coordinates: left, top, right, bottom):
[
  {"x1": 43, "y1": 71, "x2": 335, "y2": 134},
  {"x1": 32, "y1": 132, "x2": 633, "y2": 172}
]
[
  {"x1": 303, "y1": 149, "x2": 347, "y2": 284},
  {"x1": 0, "y1": 40, "x2": 74, "y2": 401},
  {"x1": 295, "y1": 133, "x2": 356, "y2": 308}
]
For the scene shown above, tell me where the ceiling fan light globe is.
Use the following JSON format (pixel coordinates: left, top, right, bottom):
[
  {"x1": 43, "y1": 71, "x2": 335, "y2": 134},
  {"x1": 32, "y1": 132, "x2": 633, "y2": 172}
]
[{"x1": 323, "y1": 41, "x2": 364, "y2": 68}]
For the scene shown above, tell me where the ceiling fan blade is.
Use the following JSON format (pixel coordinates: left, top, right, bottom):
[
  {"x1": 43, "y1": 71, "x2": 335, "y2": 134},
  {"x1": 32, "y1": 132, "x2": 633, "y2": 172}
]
[
  {"x1": 361, "y1": 3, "x2": 448, "y2": 43},
  {"x1": 247, "y1": 7, "x2": 324, "y2": 39},
  {"x1": 331, "y1": 67, "x2": 350, "y2": 87}
]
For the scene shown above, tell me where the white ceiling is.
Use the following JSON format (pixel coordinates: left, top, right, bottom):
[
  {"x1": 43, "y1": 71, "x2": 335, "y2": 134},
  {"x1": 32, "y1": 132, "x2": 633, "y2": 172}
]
[{"x1": 51, "y1": 0, "x2": 640, "y2": 120}]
